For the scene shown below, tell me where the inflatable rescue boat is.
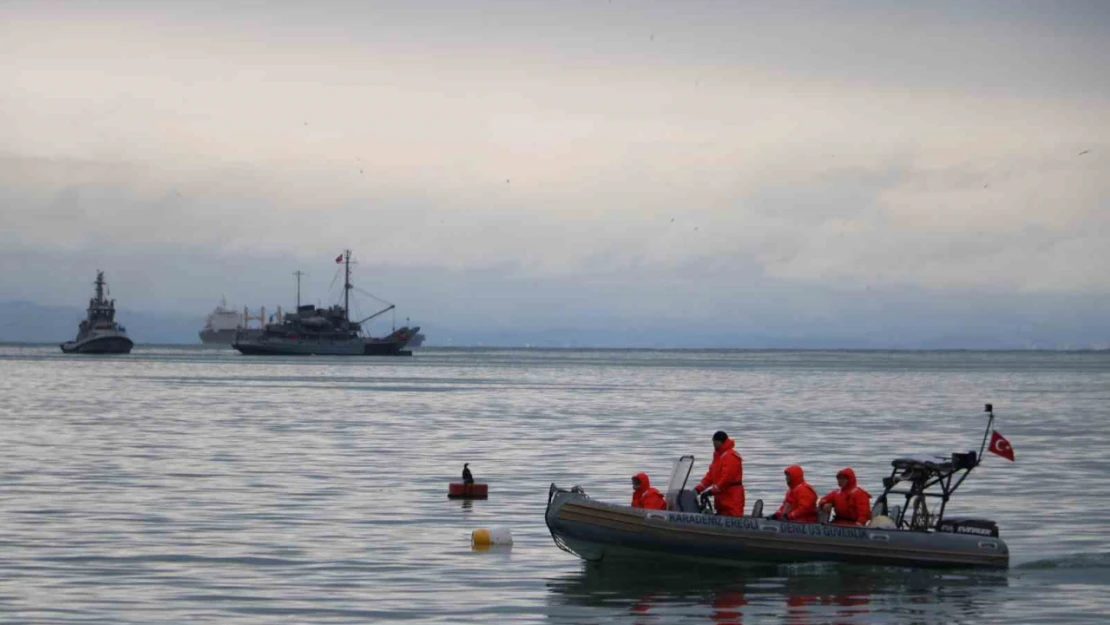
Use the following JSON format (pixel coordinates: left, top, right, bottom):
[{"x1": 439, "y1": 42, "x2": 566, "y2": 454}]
[{"x1": 545, "y1": 404, "x2": 1010, "y2": 569}]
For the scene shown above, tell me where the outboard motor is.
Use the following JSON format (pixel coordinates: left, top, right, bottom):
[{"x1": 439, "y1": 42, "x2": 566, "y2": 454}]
[{"x1": 937, "y1": 517, "x2": 1000, "y2": 537}]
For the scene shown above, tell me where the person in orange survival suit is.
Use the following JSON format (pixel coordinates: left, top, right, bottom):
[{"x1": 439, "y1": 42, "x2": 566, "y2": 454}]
[
  {"x1": 631, "y1": 472, "x2": 667, "y2": 510},
  {"x1": 771, "y1": 464, "x2": 818, "y2": 522},
  {"x1": 694, "y1": 431, "x2": 745, "y2": 516},
  {"x1": 819, "y1": 467, "x2": 871, "y2": 526}
]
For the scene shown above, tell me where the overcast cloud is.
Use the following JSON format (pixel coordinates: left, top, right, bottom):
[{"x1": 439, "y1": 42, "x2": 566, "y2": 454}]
[{"x1": 1, "y1": 1, "x2": 1108, "y2": 346}]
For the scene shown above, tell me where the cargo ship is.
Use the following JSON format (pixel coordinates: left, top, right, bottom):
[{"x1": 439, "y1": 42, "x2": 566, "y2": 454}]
[{"x1": 198, "y1": 297, "x2": 241, "y2": 344}]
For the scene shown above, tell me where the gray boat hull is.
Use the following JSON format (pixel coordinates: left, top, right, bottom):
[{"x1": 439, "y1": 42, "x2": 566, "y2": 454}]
[
  {"x1": 545, "y1": 486, "x2": 1008, "y2": 569},
  {"x1": 231, "y1": 335, "x2": 415, "y2": 355},
  {"x1": 232, "y1": 333, "x2": 413, "y2": 356},
  {"x1": 60, "y1": 334, "x2": 133, "y2": 354},
  {"x1": 232, "y1": 335, "x2": 367, "y2": 355}
]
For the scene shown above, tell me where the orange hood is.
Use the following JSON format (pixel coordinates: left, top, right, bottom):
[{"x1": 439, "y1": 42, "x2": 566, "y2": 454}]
[
  {"x1": 714, "y1": 437, "x2": 736, "y2": 459},
  {"x1": 633, "y1": 472, "x2": 652, "y2": 490},
  {"x1": 784, "y1": 465, "x2": 805, "y2": 488},
  {"x1": 837, "y1": 467, "x2": 857, "y2": 490}
]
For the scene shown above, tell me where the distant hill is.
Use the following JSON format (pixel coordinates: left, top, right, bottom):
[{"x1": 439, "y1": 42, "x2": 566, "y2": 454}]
[
  {"x1": 0, "y1": 303, "x2": 898, "y2": 348},
  {"x1": 2, "y1": 300, "x2": 1105, "y2": 350},
  {"x1": 0, "y1": 301, "x2": 204, "y2": 344}
]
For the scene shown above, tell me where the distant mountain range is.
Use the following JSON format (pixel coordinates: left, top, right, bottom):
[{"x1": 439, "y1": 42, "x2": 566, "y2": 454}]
[
  {"x1": 1, "y1": 300, "x2": 1105, "y2": 350},
  {"x1": 0, "y1": 301, "x2": 203, "y2": 344}
]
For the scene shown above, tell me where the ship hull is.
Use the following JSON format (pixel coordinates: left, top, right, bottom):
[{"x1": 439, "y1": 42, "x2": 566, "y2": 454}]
[
  {"x1": 232, "y1": 325, "x2": 418, "y2": 357},
  {"x1": 232, "y1": 335, "x2": 412, "y2": 356},
  {"x1": 60, "y1": 334, "x2": 134, "y2": 354},
  {"x1": 198, "y1": 328, "x2": 238, "y2": 344},
  {"x1": 364, "y1": 343, "x2": 413, "y2": 356},
  {"x1": 232, "y1": 337, "x2": 366, "y2": 356}
]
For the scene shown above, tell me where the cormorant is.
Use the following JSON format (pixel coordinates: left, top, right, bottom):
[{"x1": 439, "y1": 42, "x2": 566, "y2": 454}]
[{"x1": 462, "y1": 463, "x2": 474, "y2": 484}]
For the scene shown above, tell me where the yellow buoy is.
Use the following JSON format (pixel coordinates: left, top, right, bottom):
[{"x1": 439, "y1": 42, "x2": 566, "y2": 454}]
[{"x1": 471, "y1": 526, "x2": 512, "y2": 547}]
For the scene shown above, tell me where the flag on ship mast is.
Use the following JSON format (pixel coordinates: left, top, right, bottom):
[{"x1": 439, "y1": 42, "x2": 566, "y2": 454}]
[{"x1": 335, "y1": 253, "x2": 344, "y2": 264}]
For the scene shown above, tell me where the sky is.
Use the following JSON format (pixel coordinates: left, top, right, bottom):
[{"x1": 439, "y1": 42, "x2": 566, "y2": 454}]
[{"x1": 2, "y1": 1, "x2": 1108, "y2": 347}]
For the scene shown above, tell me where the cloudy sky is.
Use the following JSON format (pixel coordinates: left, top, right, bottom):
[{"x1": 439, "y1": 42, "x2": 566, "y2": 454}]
[{"x1": 2, "y1": 1, "x2": 1108, "y2": 346}]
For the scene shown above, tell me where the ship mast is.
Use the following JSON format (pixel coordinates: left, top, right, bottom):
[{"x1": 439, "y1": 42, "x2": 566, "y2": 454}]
[
  {"x1": 94, "y1": 270, "x2": 106, "y2": 305},
  {"x1": 293, "y1": 270, "x2": 304, "y2": 309},
  {"x1": 343, "y1": 249, "x2": 352, "y2": 322}
]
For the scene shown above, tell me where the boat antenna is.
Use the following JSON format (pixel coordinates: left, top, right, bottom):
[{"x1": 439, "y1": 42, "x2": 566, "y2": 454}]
[
  {"x1": 293, "y1": 270, "x2": 305, "y2": 309},
  {"x1": 344, "y1": 249, "x2": 352, "y2": 322}
]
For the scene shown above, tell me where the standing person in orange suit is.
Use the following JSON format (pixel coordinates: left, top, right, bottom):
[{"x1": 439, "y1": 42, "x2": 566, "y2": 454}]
[
  {"x1": 819, "y1": 467, "x2": 872, "y2": 526},
  {"x1": 631, "y1": 472, "x2": 667, "y2": 510},
  {"x1": 772, "y1": 465, "x2": 818, "y2": 522},
  {"x1": 694, "y1": 431, "x2": 745, "y2": 516}
]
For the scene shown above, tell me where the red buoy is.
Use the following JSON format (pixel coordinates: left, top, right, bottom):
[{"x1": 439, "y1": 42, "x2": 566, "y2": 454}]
[{"x1": 448, "y1": 483, "x2": 488, "y2": 499}]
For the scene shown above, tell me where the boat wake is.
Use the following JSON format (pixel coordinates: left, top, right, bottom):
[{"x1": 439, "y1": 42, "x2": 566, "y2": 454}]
[{"x1": 1017, "y1": 552, "x2": 1110, "y2": 570}]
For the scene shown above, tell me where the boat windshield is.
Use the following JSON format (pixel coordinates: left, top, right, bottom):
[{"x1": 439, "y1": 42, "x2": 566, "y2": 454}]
[{"x1": 663, "y1": 455, "x2": 695, "y2": 510}]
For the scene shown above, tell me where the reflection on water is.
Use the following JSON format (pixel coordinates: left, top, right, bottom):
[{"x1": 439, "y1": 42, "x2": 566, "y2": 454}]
[{"x1": 547, "y1": 560, "x2": 1009, "y2": 624}]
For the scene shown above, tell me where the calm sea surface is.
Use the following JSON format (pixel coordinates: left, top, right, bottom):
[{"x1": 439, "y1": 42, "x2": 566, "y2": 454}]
[{"x1": 1, "y1": 346, "x2": 1109, "y2": 624}]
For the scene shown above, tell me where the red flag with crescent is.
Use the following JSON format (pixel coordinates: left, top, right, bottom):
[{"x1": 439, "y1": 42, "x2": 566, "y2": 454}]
[
  {"x1": 988, "y1": 430, "x2": 1015, "y2": 461},
  {"x1": 335, "y1": 253, "x2": 344, "y2": 264}
]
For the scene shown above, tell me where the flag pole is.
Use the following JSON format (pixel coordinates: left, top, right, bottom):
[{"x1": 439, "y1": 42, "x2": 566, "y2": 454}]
[{"x1": 977, "y1": 403, "x2": 995, "y2": 466}]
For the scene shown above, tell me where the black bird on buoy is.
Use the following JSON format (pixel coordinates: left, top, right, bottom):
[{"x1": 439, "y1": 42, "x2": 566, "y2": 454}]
[{"x1": 462, "y1": 463, "x2": 474, "y2": 484}]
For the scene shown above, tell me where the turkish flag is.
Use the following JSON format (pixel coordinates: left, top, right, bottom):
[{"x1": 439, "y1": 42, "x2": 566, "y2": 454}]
[
  {"x1": 335, "y1": 253, "x2": 344, "y2": 264},
  {"x1": 988, "y1": 430, "x2": 1015, "y2": 461}
]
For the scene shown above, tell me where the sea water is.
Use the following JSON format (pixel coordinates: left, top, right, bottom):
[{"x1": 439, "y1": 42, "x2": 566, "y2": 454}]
[{"x1": 1, "y1": 346, "x2": 1108, "y2": 624}]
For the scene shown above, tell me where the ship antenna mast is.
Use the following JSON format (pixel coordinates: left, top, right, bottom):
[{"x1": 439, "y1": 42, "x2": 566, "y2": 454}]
[
  {"x1": 344, "y1": 249, "x2": 352, "y2": 322},
  {"x1": 95, "y1": 270, "x2": 105, "y2": 304},
  {"x1": 293, "y1": 270, "x2": 304, "y2": 309}
]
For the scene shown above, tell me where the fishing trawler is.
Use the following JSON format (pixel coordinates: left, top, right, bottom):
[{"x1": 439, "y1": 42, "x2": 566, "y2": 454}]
[
  {"x1": 232, "y1": 250, "x2": 419, "y2": 356},
  {"x1": 198, "y1": 297, "x2": 241, "y2": 344},
  {"x1": 60, "y1": 271, "x2": 134, "y2": 354}
]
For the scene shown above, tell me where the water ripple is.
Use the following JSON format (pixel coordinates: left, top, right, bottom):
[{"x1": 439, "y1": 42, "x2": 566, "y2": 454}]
[{"x1": 1, "y1": 346, "x2": 1108, "y2": 623}]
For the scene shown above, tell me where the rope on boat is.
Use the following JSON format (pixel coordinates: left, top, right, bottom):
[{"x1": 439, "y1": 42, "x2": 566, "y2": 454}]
[{"x1": 552, "y1": 533, "x2": 576, "y2": 556}]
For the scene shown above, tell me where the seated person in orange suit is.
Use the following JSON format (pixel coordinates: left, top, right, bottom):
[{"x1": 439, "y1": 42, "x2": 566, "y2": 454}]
[
  {"x1": 819, "y1": 467, "x2": 872, "y2": 526},
  {"x1": 631, "y1": 472, "x2": 667, "y2": 510},
  {"x1": 771, "y1": 464, "x2": 818, "y2": 522}
]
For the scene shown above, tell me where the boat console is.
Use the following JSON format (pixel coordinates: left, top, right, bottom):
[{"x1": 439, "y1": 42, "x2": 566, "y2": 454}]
[{"x1": 662, "y1": 455, "x2": 713, "y2": 514}]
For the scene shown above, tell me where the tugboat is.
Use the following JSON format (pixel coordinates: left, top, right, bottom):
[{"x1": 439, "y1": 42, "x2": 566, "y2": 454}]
[
  {"x1": 60, "y1": 271, "x2": 134, "y2": 354},
  {"x1": 232, "y1": 250, "x2": 420, "y2": 356}
]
